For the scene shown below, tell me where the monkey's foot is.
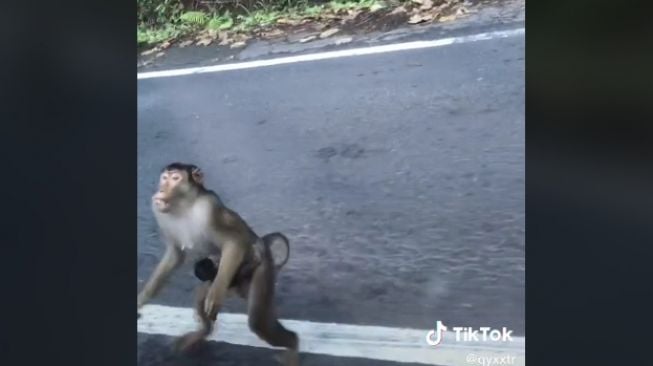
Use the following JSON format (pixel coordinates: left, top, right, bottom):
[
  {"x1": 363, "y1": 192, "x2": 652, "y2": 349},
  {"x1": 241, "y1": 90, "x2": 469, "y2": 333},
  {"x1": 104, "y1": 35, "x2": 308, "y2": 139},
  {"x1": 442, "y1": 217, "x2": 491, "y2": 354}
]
[
  {"x1": 275, "y1": 350, "x2": 300, "y2": 366},
  {"x1": 173, "y1": 332, "x2": 208, "y2": 354}
]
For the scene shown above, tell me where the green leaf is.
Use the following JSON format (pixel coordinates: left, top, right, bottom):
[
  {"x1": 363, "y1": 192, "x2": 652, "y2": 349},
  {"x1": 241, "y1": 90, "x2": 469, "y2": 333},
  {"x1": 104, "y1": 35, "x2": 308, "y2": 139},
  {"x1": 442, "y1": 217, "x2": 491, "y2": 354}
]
[
  {"x1": 369, "y1": 2, "x2": 386, "y2": 11},
  {"x1": 180, "y1": 11, "x2": 208, "y2": 26},
  {"x1": 208, "y1": 15, "x2": 234, "y2": 30}
]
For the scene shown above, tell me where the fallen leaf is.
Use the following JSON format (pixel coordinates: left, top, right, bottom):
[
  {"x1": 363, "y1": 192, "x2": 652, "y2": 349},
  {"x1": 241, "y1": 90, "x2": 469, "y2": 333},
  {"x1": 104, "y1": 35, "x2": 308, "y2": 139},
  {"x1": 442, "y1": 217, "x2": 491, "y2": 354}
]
[
  {"x1": 435, "y1": 2, "x2": 450, "y2": 11},
  {"x1": 319, "y1": 28, "x2": 340, "y2": 39},
  {"x1": 234, "y1": 33, "x2": 250, "y2": 42},
  {"x1": 299, "y1": 35, "x2": 318, "y2": 43},
  {"x1": 334, "y1": 36, "x2": 353, "y2": 45},
  {"x1": 140, "y1": 48, "x2": 159, "y2": 56},
  {"x1": 195, "y1": 30, "x2": 210, "y2": 40},
  {"x1": 155, "y1": 52, "x2": 165, "y2": 58},
  {"x1": 408, "y1": 13, "x2": 434, "y2": 24},
  {"x1": 160, "y1": 41, "x2": 172, "y2": 49},
  {"x1": 419, "y1": 0, "x2": 434, "y2": 10},
  {"x1": 276, "y1": 18, "x2": 298, "y2": 25},
  {"x1": 456, "y1": 6, "x2": 469, "y2": 15},
  {"x1": 344, "y1": 9, "x2": 361, "y2": 20},
  {"x1": 179, "y1": 40, "x2": 193, "y2": 48},
  {"x1": 196, "y1": 38, "x2": 212, "y2": 46},
  {"x1": 411, "y1": 0, "x2": 424, "y2": 4},
  {"x1": 230, "y1": 41, "x2": 246, "y2": 48},
  {"x1": 262, "y1": 29, "x2": 285, "y2": 38},
  {"x1": 390, "y1": 6, "x2": 407, "y2": 15},
  {"x1": 438, "y1": 14, "x2": 457, "y2": 22},
  {"x1": 217, "y1": 31, "x2": 231, "y2": 45},
  {"x1": 208, "y1": 29, "x2": 219, "y2": 39}
]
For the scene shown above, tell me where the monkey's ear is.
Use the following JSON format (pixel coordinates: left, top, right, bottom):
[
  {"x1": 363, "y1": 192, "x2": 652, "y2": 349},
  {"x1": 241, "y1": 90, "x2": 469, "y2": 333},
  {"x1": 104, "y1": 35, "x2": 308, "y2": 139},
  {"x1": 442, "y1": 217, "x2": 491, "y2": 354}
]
[{"x1": 191, "y1": 168, "x2": 204, "y2": 185}]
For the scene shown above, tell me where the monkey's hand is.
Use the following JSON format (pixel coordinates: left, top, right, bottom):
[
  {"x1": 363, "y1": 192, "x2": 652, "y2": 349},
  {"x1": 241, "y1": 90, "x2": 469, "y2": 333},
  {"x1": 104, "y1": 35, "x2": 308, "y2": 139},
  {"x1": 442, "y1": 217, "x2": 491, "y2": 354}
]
[
  {"x1": 137, "y1": 291, "x2": 149, "y2": 309},
  {"x1": 203, "y1": 287, "x2": 222, "y2": 321}
]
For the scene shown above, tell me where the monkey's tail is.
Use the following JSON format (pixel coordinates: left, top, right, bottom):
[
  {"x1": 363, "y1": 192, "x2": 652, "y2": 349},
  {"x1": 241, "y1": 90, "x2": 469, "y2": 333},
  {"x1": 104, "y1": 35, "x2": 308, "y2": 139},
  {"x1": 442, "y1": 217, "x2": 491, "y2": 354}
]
[{"x1": 261, "y1": 232, "x2": 290, "y2": 271}]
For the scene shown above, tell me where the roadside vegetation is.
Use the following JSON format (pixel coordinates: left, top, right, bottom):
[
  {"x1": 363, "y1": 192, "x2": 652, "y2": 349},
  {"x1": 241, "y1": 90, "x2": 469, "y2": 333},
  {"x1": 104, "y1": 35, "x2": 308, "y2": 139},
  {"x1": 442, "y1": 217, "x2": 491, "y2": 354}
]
[{"x1": 138, "y1": 0, "x2": 476, "y2": 51}]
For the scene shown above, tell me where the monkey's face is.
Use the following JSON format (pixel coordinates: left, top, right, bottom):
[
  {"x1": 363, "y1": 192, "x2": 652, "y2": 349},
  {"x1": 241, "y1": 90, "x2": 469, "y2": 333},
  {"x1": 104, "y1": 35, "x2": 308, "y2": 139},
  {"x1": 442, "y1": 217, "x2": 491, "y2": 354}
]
[{"x1": 152, "y1": 169, "x2": 193, "y2": 212}]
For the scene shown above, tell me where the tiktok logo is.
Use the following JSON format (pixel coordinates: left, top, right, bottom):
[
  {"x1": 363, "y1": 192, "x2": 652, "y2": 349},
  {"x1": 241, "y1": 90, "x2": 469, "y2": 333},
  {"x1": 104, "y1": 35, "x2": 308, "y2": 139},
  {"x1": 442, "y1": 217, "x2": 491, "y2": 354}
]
[
  {"x1": 426, "y1": 321, "x2": 515, "y2": 348},
  {"x1": 425, "y1": 320, "x2": 447, "y2": 347}
]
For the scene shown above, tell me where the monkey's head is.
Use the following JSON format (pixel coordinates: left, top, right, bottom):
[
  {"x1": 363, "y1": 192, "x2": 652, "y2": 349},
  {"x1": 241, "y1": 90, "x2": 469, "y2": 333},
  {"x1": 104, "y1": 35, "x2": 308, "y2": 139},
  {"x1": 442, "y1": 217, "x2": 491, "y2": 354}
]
[{"x1": 152, "y1": 162, "x2": 205, "y2": 212}]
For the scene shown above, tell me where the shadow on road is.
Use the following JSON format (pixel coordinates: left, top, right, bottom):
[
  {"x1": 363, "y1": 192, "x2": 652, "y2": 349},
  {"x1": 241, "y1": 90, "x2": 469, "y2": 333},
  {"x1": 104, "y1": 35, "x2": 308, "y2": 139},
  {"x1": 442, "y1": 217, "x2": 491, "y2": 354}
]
[{"x1": 138, "y1": 334, "x2": 426, "y2": 366}]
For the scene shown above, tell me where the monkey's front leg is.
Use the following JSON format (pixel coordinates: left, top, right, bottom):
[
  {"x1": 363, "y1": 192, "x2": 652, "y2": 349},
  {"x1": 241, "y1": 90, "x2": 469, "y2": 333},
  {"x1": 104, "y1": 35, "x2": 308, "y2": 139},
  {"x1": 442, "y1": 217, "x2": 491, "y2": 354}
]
[
  {"x1": 204, "y1": 242, "x2": 246, "y2": 320},
  {"x1": 138, "y1": 244, "x2": 184, "y2": 309},
  {"x1": 174, "y1": 281, "x2": 213, "y2": 353}
]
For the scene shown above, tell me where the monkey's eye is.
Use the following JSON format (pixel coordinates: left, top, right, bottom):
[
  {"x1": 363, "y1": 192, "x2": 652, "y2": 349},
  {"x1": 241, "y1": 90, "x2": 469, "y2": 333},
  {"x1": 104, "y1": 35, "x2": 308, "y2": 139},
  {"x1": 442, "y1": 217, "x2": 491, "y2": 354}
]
[{"x1": 172, "y1": 174, "x2": 181, "y2": 181}]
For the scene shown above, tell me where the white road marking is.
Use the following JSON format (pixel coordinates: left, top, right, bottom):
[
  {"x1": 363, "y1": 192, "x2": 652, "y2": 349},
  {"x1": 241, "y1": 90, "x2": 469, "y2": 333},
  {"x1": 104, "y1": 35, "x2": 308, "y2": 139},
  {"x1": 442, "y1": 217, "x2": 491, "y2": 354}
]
[
  {"x1": 138, "y1": 304, "x2": 525, "y2": 366},
  {"x1": 137, "y1": 28, "x2": 525, "y2": 80}
]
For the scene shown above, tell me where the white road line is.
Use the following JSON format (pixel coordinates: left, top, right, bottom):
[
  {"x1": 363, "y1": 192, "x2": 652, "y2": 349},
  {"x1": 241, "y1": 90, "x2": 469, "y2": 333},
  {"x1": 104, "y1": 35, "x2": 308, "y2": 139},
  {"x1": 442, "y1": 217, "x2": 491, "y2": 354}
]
[
  {"x1": 137, "y1": 28, "x2": 524, "y2": 80},
  {"x1": 138, "y1": 304, "x2": 525, "y2": 366}
]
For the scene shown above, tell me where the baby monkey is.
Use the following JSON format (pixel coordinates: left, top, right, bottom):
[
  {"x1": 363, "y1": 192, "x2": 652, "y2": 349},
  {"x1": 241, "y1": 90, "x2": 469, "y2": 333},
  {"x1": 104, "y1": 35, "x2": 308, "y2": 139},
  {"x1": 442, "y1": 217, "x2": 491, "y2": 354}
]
[{"x1": 137, "y1": 162, "x2": 299, "y2": 365}]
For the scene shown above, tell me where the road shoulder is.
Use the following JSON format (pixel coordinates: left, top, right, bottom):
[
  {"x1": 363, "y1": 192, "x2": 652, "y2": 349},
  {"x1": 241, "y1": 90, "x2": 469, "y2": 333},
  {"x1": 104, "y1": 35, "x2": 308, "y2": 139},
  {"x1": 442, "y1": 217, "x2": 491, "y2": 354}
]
[{"x1": 137, "y1": 0, "x2": 524, "y2": 72}]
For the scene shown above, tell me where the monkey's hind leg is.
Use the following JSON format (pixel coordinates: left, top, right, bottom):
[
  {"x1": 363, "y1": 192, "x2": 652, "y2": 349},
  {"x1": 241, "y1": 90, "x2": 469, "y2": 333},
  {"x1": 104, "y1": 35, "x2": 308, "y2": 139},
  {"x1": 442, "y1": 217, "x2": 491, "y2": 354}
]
[
  {"x1": 247, "y1": 261, "x2": 300, "y2": 366},
  {"x1": 174, "y1": 281, "x2": 214, "y2": 353}
]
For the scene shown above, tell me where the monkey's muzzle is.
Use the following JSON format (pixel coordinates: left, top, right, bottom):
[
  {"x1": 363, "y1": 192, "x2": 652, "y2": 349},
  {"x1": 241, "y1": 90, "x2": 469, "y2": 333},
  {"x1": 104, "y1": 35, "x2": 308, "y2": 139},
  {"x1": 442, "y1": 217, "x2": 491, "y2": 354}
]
[{"x1": 152, "y1": 195, "x2": 171, "y2": 211}]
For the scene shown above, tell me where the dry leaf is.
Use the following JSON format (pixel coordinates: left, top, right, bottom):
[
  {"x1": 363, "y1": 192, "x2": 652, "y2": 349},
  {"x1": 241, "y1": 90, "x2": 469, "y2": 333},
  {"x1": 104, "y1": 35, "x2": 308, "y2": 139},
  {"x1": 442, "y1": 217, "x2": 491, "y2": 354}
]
[
  {"x1": 195, "y1": 30, "x2": 210, "y2": 40},
  {"x1": 419, "y1": 0, "x2": 434, "y2": 10},
  {"x1": 140, "y1": 48, "x2": 159, "y2": 56},
  {"x1": 263, "y1": 29, "x2": 285, "y2": 38},
  {"x1": 155, "y1": 52, "x2": 165, "y2": 58},
  {"x1": 234, "y1": 33, "x2": 250, "y2": 42},
  {"x1": 345, "y1": 10, "x2": 361, "y2": 21},
  {"x1": 196, "y1": 38, "x2": 212, "y2": 46},
  {"x1": 216, "y1": 32, "x2": 230, "y2": 45},
  {"x1": 299, "y1": 35, "x2": 318, "y2": 43},
  {"x1": 438, "y1": 14, "x2": 457, "y2": 22},
  {"x1": 218, "y1": 34, "x2": 232, "y2": 45},
  {"x1": 411, "y1": 0, "x2": 424, "y2": 4},
  {"x1": 179, "y1": 40, "x2": 193, "y2": 48},
  {"x1": 456, "y1": 6, "x2": 468, "y2": 15},
  {"x1": 160, "y1": 41, "x2": 171, "y2": 49},
  {"x1": 230, "y1": 41, "x2": 246, "y2": 49},
  {"x1": 390, "y1": 6, "x2": 407, "y2": 15},
  {"x1": 334, "y1": 36, "x2": 353, "y2": 45},
  {"x1": 319, "y1": 28, "x2": 340, "y2": 39},
  {"x1": 208, "y1": 29, "x2": 219, "y2": 39},
  {"x1": 408, "y1": 13, "x2": 434, "y2": 24}
]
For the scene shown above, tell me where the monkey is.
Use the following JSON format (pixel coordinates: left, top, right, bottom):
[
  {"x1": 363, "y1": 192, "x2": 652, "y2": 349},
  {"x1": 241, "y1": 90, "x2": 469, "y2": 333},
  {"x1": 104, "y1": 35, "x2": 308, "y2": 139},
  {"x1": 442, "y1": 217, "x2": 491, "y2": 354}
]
[{"x1": 137, "y1": 162, "x2": 299, "y2": 365}]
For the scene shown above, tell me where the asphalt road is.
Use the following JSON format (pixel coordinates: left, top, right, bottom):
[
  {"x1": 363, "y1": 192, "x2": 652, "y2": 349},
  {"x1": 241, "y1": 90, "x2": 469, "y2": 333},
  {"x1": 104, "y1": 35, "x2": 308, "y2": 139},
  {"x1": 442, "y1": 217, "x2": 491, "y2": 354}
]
[{"x1": 137, "y1": 21, "x2": 524, "y2": 366}]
